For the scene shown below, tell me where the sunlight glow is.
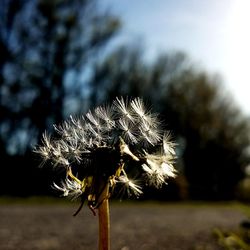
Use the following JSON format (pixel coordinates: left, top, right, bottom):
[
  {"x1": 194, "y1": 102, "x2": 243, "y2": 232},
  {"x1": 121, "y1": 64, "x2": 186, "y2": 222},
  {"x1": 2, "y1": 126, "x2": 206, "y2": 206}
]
[{"x1": 226, "y1": 0, "x2": 250, "y2": 92}]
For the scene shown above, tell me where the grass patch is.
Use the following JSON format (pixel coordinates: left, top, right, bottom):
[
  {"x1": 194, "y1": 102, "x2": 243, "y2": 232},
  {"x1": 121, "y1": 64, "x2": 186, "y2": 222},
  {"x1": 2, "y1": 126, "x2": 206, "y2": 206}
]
[
  {"x1": 0, "y1": 195, "x2": 71, "y2": 205},
  {"x1": 0, "y1": 196, "x2": 248, "y2": 213}
]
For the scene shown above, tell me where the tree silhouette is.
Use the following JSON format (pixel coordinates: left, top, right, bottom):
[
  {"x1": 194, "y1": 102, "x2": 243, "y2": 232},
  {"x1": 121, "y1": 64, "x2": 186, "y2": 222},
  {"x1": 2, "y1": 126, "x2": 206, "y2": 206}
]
[
  {"x1": 0, "y1": 0, "x2": 120, "y2": 155},
  {"x1": 90, "y1": 47, "x2": 250, "y2": 199},
  {"x1": 163, "y1": 70, "x2": 250, "y2": 199},
  {"x1": 0, "y1": 0, "x2": 120, "y2": 195}
]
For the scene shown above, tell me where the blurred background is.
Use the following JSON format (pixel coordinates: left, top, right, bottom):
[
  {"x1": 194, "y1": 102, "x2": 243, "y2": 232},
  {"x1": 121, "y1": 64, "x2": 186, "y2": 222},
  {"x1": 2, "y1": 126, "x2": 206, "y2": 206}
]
[{"x1": 1, "y1": 0, "x2": 250, "y2": 202}]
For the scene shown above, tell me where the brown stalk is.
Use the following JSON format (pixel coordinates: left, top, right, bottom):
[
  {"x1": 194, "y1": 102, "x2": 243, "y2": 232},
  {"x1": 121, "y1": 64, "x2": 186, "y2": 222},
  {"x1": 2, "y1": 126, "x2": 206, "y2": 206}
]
[{"x1": 98, "y1": 183, "x2": 110, "y2": 250}]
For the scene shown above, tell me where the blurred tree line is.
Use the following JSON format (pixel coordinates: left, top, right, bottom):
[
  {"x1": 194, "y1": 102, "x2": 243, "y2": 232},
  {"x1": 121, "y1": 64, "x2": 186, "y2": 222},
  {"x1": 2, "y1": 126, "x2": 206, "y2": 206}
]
[{"x1": 1, "y1": 0, "x2": 250, "y2": 199}]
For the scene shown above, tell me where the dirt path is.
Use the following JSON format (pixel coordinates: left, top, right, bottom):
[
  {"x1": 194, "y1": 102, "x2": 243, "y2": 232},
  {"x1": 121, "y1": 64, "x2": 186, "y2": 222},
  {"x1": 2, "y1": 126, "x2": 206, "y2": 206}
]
[{"x1": 0, "y1": 202, "x2": 247, "y2": 250}]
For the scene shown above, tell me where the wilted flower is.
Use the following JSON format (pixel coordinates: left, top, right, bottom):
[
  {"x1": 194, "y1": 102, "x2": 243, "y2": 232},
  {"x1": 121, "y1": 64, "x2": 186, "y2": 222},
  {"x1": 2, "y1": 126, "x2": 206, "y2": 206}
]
[{"x1": 35, "y1": 97, "x2": 177, "y2": 212}]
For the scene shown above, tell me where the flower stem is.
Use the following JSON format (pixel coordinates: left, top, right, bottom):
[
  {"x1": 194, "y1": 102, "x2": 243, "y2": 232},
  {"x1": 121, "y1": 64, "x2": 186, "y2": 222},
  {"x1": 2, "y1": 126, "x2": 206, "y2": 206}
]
[{"x1": 98, "y1": 183, "x2": 110, "y2": 250}]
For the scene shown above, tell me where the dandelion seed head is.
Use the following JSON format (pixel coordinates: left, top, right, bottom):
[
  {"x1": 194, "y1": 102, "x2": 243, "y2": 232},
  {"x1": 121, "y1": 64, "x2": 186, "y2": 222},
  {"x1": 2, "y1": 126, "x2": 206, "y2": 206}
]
[
  {"x1": 113, "y1": 96, "x2": 134, "y2": 121},
  {"x1": 118, "y1": 119, "x2": 138, "y2": 144},
  {"x1": 95, "y1": 105, "x2": 115, "y2": 131},
  {"x1": 161, "y1": 162, "x2": 177, "y2": 178},
  {"x1": 163, "y1": 133, "x2": 176, "y2": 156},
  {"x1": 142, "y1": 161, "x2": 166, "y2": 188},
  {"x1": 117, "y1": 175, "x2": 143, "y2": 197},
  {"x1": 52, "y1": 178, "x2": 83, "y2": 200},
  {"x1": 35, "y1": 97, "x2": 177, "y2": 211}
]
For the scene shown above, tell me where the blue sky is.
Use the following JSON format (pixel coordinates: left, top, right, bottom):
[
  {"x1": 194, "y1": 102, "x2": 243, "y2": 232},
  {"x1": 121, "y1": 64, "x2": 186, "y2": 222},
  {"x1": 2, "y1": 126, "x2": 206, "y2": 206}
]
[{"x1": 101, "y1": 0, "x2": 250, "y2": 114}]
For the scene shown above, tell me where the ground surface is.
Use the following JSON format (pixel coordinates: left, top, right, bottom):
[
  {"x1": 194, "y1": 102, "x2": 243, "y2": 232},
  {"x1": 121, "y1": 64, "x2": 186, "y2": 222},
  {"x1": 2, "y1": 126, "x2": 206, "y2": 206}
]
[{"x1": 0, "y1": 201, "x2": 247, "y2": 250}]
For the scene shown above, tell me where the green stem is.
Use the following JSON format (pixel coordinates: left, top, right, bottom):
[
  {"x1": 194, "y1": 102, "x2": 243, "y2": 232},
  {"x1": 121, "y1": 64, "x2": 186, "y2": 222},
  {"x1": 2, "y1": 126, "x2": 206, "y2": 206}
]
[{"x1": 98, "y1": 183, "x2": 110, "y2": 250}]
